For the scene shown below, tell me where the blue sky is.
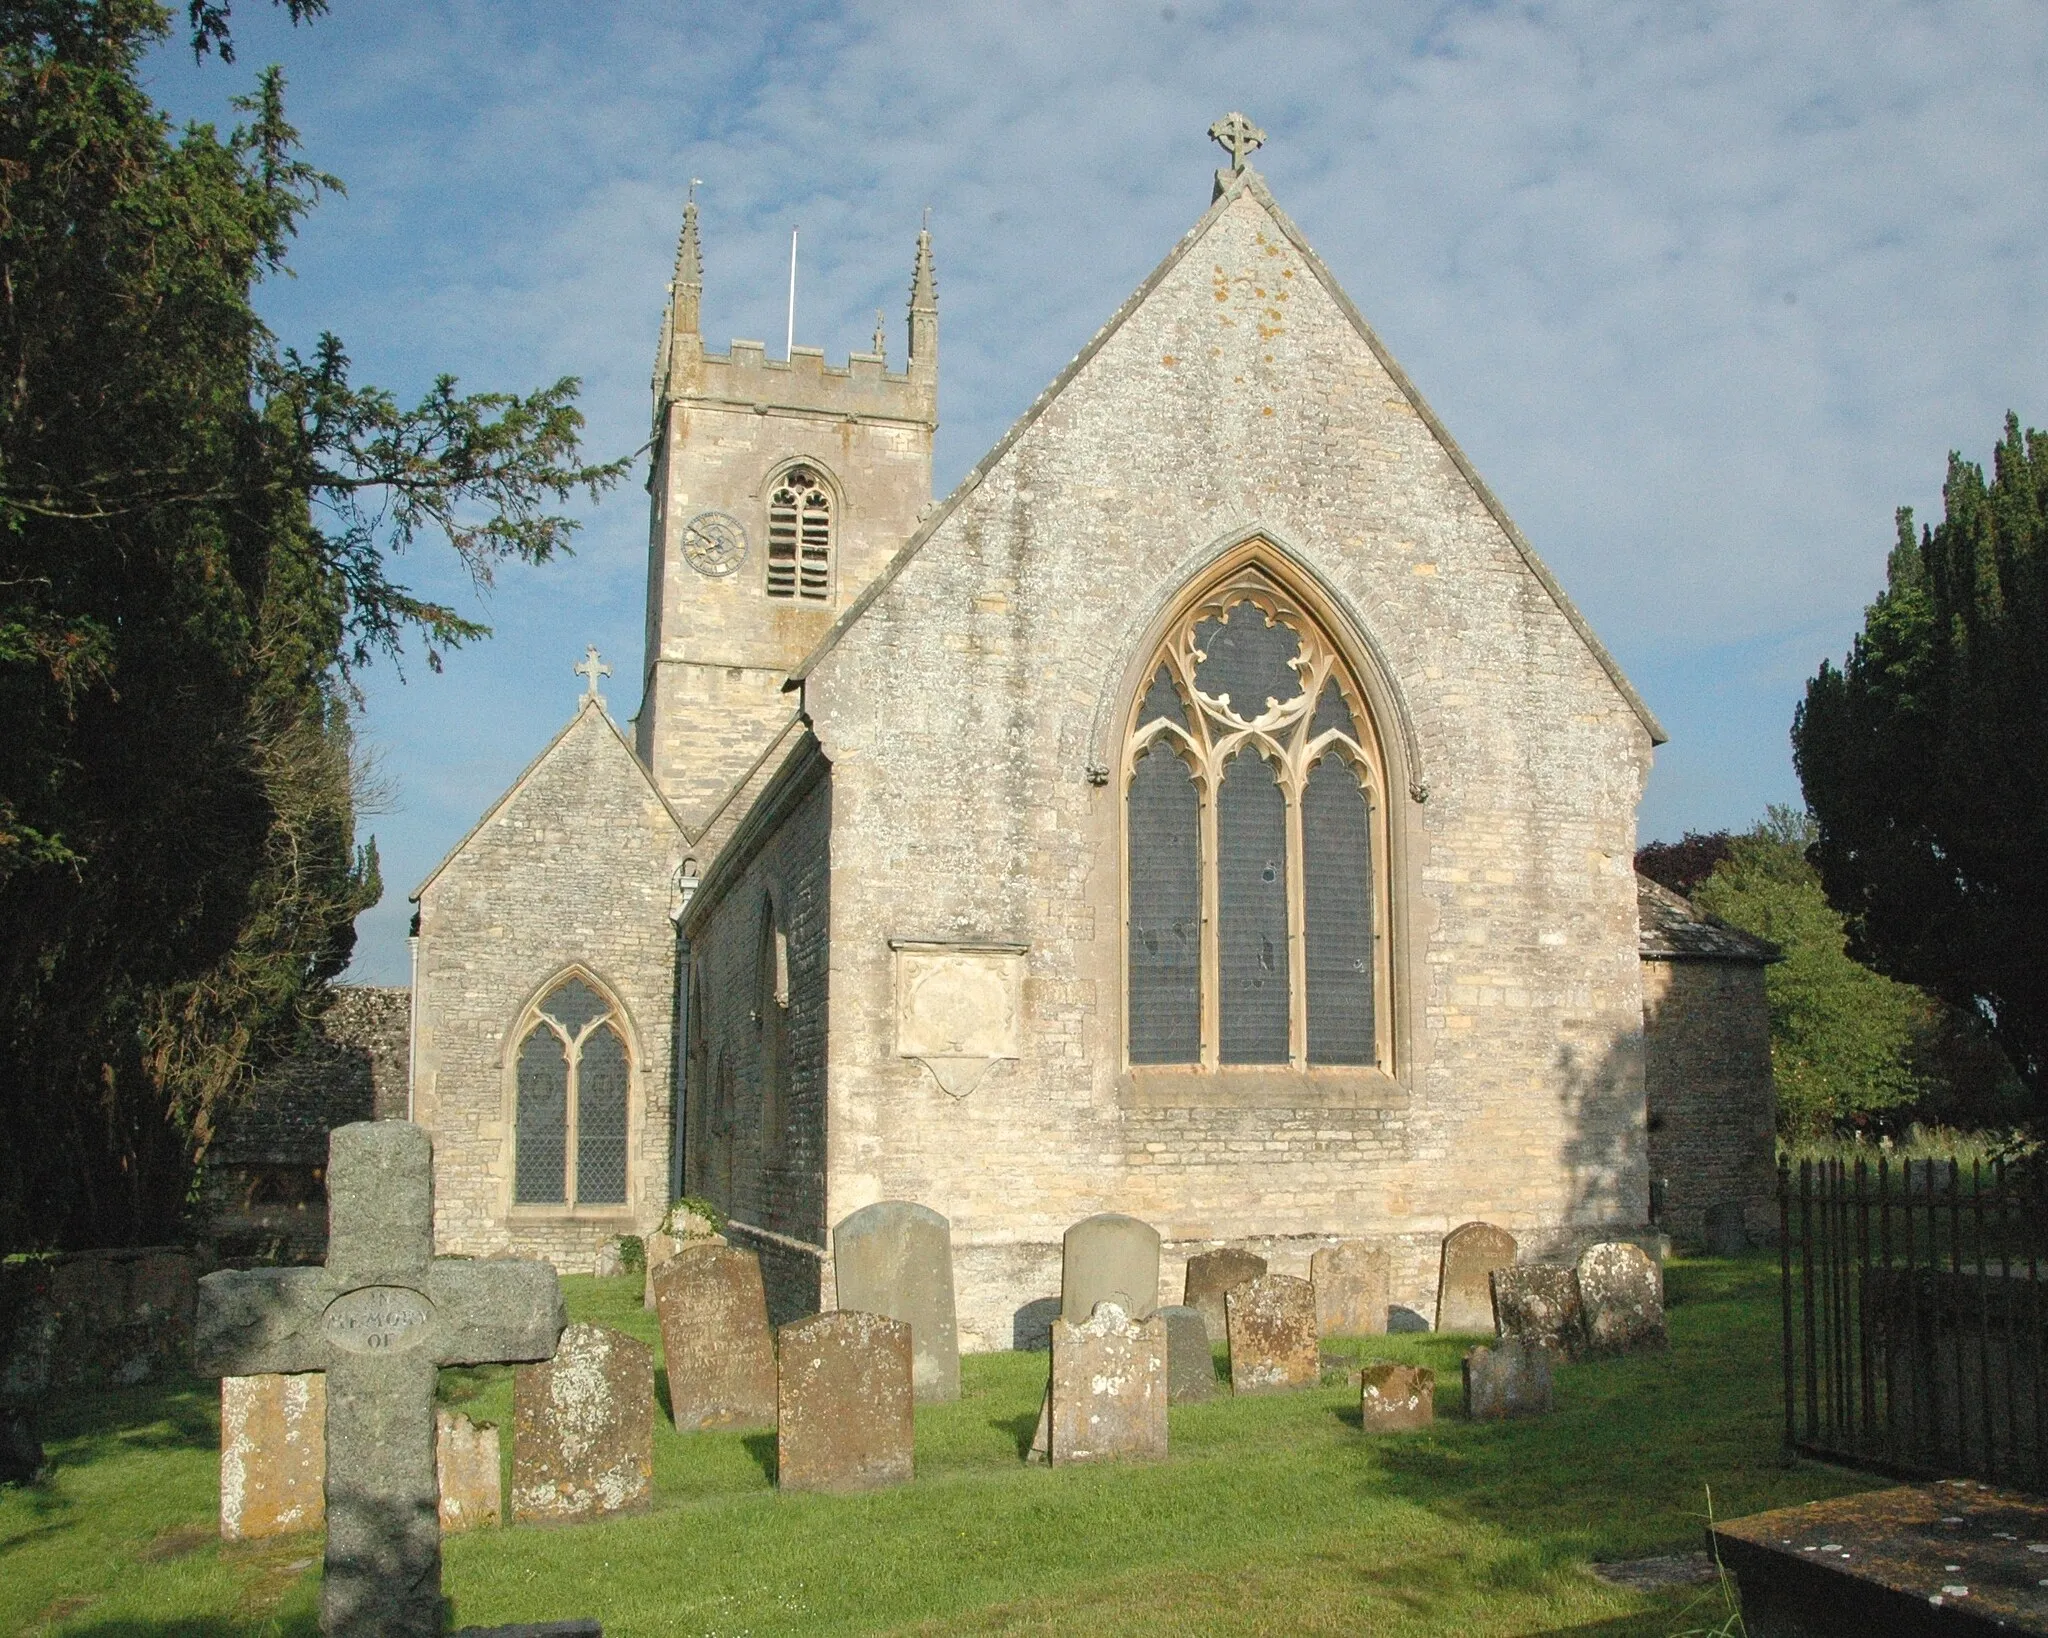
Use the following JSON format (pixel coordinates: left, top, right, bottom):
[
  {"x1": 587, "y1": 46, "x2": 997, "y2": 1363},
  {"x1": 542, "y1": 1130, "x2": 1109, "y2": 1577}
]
[{"x1": 145, "y1": 1, "x2": 2048, "y2": 985}]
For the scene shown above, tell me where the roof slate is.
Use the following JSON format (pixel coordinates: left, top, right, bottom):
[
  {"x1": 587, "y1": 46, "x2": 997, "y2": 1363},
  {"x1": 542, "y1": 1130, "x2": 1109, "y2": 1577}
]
[{"x1": 1637, "y1": 873, "x2": 1781, "y2": 963}]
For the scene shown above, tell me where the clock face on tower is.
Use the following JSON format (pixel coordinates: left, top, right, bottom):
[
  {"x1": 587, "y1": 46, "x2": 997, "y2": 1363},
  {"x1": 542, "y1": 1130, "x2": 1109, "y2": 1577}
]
[{"x1": 681, "y1": 510, "x2": 748, "y2": 577}]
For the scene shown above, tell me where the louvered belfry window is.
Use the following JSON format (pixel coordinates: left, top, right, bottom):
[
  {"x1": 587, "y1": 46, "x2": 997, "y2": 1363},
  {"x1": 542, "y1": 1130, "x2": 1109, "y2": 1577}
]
[
  {"x1": 513, "y1": 975, "x2": 632, "y2": 1207},
  {"x1": 1124, "y1": 564, "x2": 1388, "y2": 1071},
  {"x1": 766, "y1": 466, "x2": 832, "y2": 600}
]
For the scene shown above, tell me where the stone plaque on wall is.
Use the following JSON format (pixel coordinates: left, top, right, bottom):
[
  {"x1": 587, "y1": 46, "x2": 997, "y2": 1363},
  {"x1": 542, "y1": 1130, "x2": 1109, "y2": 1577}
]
[{"x1": 891, "y1": 940, "x2": 1026, "y2": 1098}]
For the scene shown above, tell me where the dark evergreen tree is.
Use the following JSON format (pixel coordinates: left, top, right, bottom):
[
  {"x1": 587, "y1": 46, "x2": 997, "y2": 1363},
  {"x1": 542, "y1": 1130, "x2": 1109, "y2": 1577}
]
[{"x1": 1794, "y1": 415, "x2": 2048, "y2": 1111}]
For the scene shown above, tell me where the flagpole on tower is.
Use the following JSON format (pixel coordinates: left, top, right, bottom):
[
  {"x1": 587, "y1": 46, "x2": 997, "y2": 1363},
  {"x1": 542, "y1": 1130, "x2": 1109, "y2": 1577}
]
[{"x1": 786, "y1": 225, "x2": 798, "y2": 360}]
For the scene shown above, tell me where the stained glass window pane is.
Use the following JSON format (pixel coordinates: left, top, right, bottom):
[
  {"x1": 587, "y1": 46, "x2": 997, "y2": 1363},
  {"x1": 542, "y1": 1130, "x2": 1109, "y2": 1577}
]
[
  {"x1": 540, "y1": 978, "x2": 608, "y2": 1038},
  {"x1": 1308, "y1": 682, "x2": 1357, "y2": 741},
  {"x1": 576, "y1": 1024, "x2": 629, "y2": 1205},
  {"x1": 1193, "y1": 600, "x2": 1303, "y2": 721},
  {"x1": 514, "y1": 1028, "x2": 568, "y2": 1204},
  {"x1": 1217, "y1": 751, "x2": 1290, "y2": 1063},
  {"x1": 1303, "y1": 758, "x2": 1375, "y2": 1065},
  {"x1": 1137, "y1": 665, "x2": 1190, "y2": 730},
  {"x1": 1127, "y1": 740, "x2": 1201, "y2": 1064}
]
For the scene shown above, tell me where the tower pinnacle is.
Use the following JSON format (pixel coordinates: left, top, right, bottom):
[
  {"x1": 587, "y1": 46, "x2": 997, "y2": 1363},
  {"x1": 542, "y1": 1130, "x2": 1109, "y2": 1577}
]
[
  {"x1": 907, "y1": 221, "x2": 937, "y2": 388},
  {"x1": 653, "y1": 187, "x2": 704, "y2": 406}
]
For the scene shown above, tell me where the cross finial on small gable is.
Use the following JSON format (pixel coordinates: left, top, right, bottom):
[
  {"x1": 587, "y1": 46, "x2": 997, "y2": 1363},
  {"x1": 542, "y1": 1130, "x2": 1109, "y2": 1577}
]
[
  {"x1": 576, "y1": 645, "x2": 611, "y2": 702},
  {"x1": 1209, "y1": 111, "x2": 1266, "y2": 172}
]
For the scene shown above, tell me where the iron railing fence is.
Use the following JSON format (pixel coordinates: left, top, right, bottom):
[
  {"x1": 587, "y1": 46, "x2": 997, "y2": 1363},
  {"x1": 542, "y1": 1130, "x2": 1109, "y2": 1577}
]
[{"x1": 1781, "y1": 1156, "x2": 2046, "y2": 1491}]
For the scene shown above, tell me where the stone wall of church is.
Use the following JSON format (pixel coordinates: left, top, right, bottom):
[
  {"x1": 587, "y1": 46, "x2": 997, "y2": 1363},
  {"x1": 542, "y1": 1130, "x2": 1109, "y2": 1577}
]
[
  {"x1": 681, "y1": 748, "x2": 830, "y2": 1324},
  {"x1": 803, "y1": 183, "x2": 1657, "y2": 1351},
  {"x1": 411, "y1": 704, "x2": 683, "y2": 1271},
  {"x1": 1642, "y1": 957, "x2": 1778, "y2": 1248}
]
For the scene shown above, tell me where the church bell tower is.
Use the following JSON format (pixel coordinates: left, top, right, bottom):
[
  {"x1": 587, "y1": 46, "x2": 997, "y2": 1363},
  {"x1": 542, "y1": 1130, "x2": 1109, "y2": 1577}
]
[{"x1": 635, "y1": 199, "x2": 938, "y2": 827}]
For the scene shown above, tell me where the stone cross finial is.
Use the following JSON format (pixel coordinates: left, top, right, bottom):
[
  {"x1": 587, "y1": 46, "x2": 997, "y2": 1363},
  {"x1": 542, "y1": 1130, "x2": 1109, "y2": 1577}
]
[
  {"x1": 1209, "y1": 111, "x2": 1266, "y2": 171},
  {"x1": 576, "y1": 645, "x2": 610, "y2": 701},
  {"x1": 194, "y1": 1123, "x2": 565, "y2": 1638}
]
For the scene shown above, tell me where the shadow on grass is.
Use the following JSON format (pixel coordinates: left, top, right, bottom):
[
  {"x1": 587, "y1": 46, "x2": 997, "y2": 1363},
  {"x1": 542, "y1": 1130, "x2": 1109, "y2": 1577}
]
[
  {"x1": 993, "y1": 1407, "x2": 1040, "y2": 1460},
  {"x1": 740, "y1": 1430, "x2": 777, "y2": 1484}
]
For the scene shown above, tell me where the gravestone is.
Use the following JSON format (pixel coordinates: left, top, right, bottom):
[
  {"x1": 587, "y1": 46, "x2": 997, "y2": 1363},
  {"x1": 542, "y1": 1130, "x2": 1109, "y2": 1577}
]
[
  {"x1": 1050, "y1": 1302, "x2": 1168, "y2": 1464},
  {"x1": 1576, "y1": 1242, "x2": 1666, "y2": 1354},
  {"x1": 1160, "y1": 1305, "x2": 1214, "y2": 1403},
  {"x1": 1182, "y1": 1247, "x2": 1266, "y2": 1343},
  {"x1": 832, "y1": 1201, "x2": 960, "y2": 1403},
  {"x1": 592, "y1": 1242, "x2": 624, "y2": 1279},
  {"x1": 776, "y1": 1311, "x2": 914, "y2": 1493},
  {"x1": 512, "y1": 1322, "x2": 653, "y2": 1524},
  {"x1": 1436, "y1": 1222, "x2": 1518, "y2": 1333},
  {"x1": 654, "y1": 1243, "x2": 776, "y2": 1430},
  {"x1": 194, "y1": 1122, "x2": 564, "y2": 1638},
  {"x1": 1463, "y1": 1336, "x2": 1554, "y2": 1419},
  {"x1": 1360, "y1": 1363, "x2": 1435, "y2": 1431},
  {"x1": 1063, "y1": 1213, "x2": 1162, "y2": 1323},
  {"x1": 1704, "y1": 1201, "x2": 1750, "y2": 1257},
  {"x1": 1311, "y1": 1241, "x2": 1389, "y2": 1337},
  {"x1": 220, "y1": 1371, "x2": 325, "y2": 1540},
  {"x1": 1226, "y1": 1273, "x2": 1320, "y2": 1393},
  {"x1": 437, "y1": 1408, "x2": 500, "y2": 1532},
  {"x1": 1490, "y1": 1265, "x2": 1586, "y2": 1358}
]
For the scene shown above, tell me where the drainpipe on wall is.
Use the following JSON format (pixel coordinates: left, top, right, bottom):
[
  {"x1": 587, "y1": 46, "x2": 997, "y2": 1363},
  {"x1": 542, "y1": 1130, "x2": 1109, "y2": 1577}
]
[
  {"x1": 406, "y1": 926, "x2": 420, "y2": 1123},
  {"x1": 669, "y1": 858, "x2": 700, "y2": 1204}
]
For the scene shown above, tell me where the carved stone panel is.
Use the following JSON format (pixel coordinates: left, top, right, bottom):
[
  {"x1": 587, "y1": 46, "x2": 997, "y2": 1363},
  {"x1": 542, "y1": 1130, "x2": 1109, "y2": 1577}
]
[{"x1": 892, "y1": 942, "x2": 1026, "y2": 1097}]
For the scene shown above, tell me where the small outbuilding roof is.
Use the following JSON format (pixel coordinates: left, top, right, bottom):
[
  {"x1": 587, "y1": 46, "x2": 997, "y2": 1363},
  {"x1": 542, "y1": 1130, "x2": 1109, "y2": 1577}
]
[{"x1": 1636, "y1": 873, "x2": 1781, "y2": 963}]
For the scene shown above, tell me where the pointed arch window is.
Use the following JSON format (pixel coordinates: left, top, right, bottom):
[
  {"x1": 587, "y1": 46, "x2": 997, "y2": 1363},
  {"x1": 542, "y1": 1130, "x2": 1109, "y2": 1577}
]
[
  {"x1": 766, "y1": 466, "x2": 832, "y2": 600},
  {"x1": 1125, "y1": 565, "x2": 1390, "y2": 1071},
  {"x1": 514, "y1": 975, "x2": 632, "y2": 1207}
]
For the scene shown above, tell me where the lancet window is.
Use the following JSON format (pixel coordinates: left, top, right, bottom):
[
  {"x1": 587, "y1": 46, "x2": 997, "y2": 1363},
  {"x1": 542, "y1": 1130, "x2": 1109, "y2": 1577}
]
[
  {"x1": 766, "y1": 466, "x2": 833, "y2": 600},
  {"x1": 1125, "y1": 566, "x2": 1389, "y2": 1071},
  {"x1": 513, "y1": 975, "x2": 631, "y2": 1207}
]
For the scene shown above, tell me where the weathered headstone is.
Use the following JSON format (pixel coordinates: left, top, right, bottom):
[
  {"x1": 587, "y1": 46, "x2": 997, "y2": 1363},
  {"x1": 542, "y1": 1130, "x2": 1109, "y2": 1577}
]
[
  {"x1": 1463, "y1": 1336, "x2": 1555, "y2": 1419},
  {"x1": 220, "y1": 1371, "x2": 325, "y2": 1540},
  {"x1": 832, "y1": 1201, "x2": 960, "y2": 1403},
  {"x1": 654, "y1": 1243, "x2": 777, "y2": 1430},
  {"x1": 1436, "y1": 1221, "x2": 1518, "y2": 1333},
  {"x1": 437, "y1": 1409, "x2": 501, "y2": 1532},
  {"x1": 776, "y1": 1311, "x2": 914, "y2": 1493},
  {"x1": 1576, "y1": 1241, "x2": 1666, "y2": 1353},
  {"x1": 1311, "y1": 1241, "x2": 1390, "y2": 1337},
  {"x1": 1226, "y1": 1273, "x2": 1320, "y2": 1394},
  {"x1": 1050, "y1": 1302, "x2": 1168, "y2": 1464},
  {"x1": 1160, "y1": 1304, "x2": 1214, "y2": 1404},
  {"x1": 1063, "y1": 1213, "x2": 1162, "y2": 1323},
  {"x1": 1359, "y1": 1363, "x2": 1435, "y2": 1431},
  {"x1": 194, "y1": 1122, "x2": 564, "y2": 1638},
  {"x1": 592, "y1": 1242, "x2": 624, "y2": 1279},
  {"x1": 512, "y1": 1322, "x2": 653, "y2": 1524},
  {"x1": 1181, "y1": 1247, "x2": 1266, "y2": 1343},
  {"x1": 1490, "y1": 1264, "x2": 1586, "y2": 1358},
  {"x1": 1704, "y1": 1201, "x2": 1750, "y2": 1257}
]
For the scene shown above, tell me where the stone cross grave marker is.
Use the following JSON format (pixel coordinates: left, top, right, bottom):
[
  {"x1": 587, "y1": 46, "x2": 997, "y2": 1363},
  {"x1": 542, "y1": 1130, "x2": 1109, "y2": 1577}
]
[
  {"x1": 777, "y1": 1310, "x2": 915, "y2": 1493},
  {"x1": 1436, "y1": 1221, "x2": 1517, "y2": 1333},
  {"x1": 654, "y1": 1242, "x2": 776, "y2": 1430},
  {"x1": 194, "y1": 1122, "x2": 565, "y2": 1638},
  {"x1": 512, "y1": 1321, "x2": 654, "y2": 1524},
  {"x1": 1490, "y1": 1264, "x2": 1586, "y2": 1358},
  {"x1": 1182, "y1": 1247, "x2": 1266, "y2": 1345},
  {"x1": 1050, "y1": 1303, "x2": 1168, "y2": 1465},
  {"x1": 1226, "y1": 1273, "x2": 1320, "y2": 1393},
  {"x1": 1312, "y1": 1241, "x2": 1390, "y2": 1338},
  {"x1": 832, "y1": 1201, "x2": 960, "y2": 1403},
  {"x1": 1576, "y1": 1242, "x2": 1666, "y2": 1354}
]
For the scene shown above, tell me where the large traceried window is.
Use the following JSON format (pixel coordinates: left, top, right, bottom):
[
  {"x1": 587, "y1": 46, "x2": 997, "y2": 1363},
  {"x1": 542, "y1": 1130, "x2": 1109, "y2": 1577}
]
[
  {"x1": 766, "y1": 466, "x2": 833, "y2": 601},
  {"x1": 513, "y1": 975, "x2": 631, "y2": 1207},
  {"x1": 1125, "y1": 565, "x2": 1389, "y2": 1072}
]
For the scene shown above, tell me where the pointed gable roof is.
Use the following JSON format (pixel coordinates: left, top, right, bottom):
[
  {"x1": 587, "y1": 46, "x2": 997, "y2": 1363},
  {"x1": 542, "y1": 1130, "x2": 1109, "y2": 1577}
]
[
  {"x1": 411, "y1": 696, "x2": 686, "y2": 903},
  {"x1": 791, "y1": 166, "x2": 1664, "y2": 746}
]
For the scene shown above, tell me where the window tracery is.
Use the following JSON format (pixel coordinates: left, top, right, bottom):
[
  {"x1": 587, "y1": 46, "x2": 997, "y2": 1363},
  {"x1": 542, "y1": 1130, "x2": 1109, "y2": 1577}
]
[
  {"x1": 513, "y1": 975, "x2": 631, "y2": 1207},
  {"x1": 766, "y1": 466, "x2": 832, "y2": 600},
  {"x1": 1125, "y1": 565, "x2": 1388, "y2": 1071}
]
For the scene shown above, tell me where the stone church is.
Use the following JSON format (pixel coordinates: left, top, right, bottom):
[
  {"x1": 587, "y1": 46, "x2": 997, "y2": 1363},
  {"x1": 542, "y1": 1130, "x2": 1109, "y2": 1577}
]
[{"x1": 404, "y1": 120, "x2": 1776, "y2": 1347}]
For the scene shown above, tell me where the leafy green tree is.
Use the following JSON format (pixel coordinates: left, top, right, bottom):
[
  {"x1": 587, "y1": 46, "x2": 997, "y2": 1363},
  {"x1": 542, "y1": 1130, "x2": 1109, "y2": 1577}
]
[
  {"x1": 1691, "y1": 809, "x2": 1926, "y2": 1137},
  {"x1": 1794, "y1": 416, "x2": 2048, "y2": 1114},
  {"x1": 0, "y1": 1, "x2": 625, "y2": 1251}
]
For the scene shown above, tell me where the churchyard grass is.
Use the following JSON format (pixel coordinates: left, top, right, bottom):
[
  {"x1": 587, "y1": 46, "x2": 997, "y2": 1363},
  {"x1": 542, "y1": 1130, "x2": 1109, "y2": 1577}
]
[{"x1": 2, "y1": 1254, "x2": 1888, "y2": 1636}]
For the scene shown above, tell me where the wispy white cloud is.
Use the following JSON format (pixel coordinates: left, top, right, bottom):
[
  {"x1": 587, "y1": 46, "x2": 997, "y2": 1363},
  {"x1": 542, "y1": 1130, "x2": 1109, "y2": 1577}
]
[{"x1": 146, "y1": 0, "x2": 2048, "y2": 981}]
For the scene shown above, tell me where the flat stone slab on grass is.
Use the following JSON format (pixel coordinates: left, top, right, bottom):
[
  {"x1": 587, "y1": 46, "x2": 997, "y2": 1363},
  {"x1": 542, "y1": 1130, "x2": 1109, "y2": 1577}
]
[
  {"x1": 1711, "y1": 1481, "x2": 2048, "y2": 1636},
  {"x1": 511, "y1": 1323, "x2": 653, "y2": 1525},
  {"x1": 450, "y1": 1625, "x2": 602, "y2": 1637},
  {"x1": 1463, "y1": 1337, "x2": 1554, "y2": 1420},
  {"x1": 653, "y1": 1244, "x2": 776, "y2": 1431},
  {"x1": 1490, "y1": 1265, "x2": 1585, "y2": 1358},
  {"x1": 1182, "y1": 1247, "x2": 1266, "y2": 1343},
  {"x1": 1226, "y1": 1274, "x2": 1319, "y2": 1393},
  {"x1": 1437, "y1": 1222, "x2": 1517, "y2": 1334},
  {"x1": 1159, "y1": 1305, "x2": 1213, "y2": 1403},
  {"x1": 777, "y1": 1311, "x2": 914, "y2": 1493},
  {"x1": 1359, "y1": 1363, "x2": 1434, "y2": 1431},
  {"x1": 1576, "y1": 1241, "x2": 1666, "y2": 1354},
  {"x1": 1311, "y1": 1241, "x2": 1388, "y2": 1338},
  {"x1": 832, "y1": 1201, "x2": 960, "y2": 1404},
  {"x1": 1050, "y1": 1302, "x2": 1167, "y2": 1464},
  {"x1": 1590, "y1": 1554, "x2": 1719, "y2": 1592}
]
